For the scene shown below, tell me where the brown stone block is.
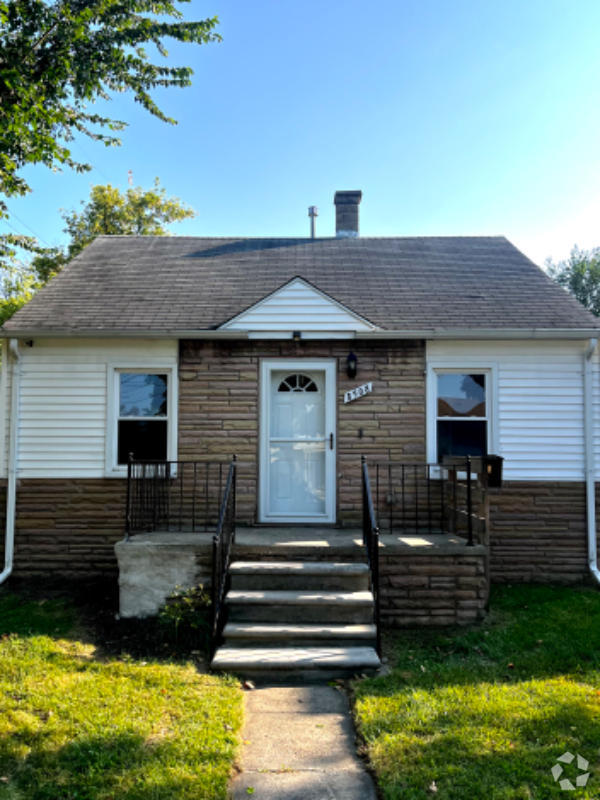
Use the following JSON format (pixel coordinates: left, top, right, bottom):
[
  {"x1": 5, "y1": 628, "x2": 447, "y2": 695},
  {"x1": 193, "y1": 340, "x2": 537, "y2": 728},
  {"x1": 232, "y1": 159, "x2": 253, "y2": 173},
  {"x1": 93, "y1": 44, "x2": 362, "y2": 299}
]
[
  {"x1": 457, "y1": 599, "x2": 484, "y2": 609},
  {"x1": 411, "y1": 589, "x2": 456, "y2": 600},
  {"x1": 430, "y1": 608, "x2": 457, "y2": 615},
  {"x1": 383, "y1": 588, "x2": 409, "y2": 599},
  {"x1": 458, "y1": 577, "x2": 485, "y2": 587},
  {"x1": 408, "y1": 565, "x2": 478, "y2": 577},
  {"x1": 430, "y1": 577, "x2": 457, "y2": 587},
  {"x1": 389, "y1": 575, "x2": 429, "y2": 588},
  {"x1": 379, "y1": 563, "x2": 409, "y2": 575}
]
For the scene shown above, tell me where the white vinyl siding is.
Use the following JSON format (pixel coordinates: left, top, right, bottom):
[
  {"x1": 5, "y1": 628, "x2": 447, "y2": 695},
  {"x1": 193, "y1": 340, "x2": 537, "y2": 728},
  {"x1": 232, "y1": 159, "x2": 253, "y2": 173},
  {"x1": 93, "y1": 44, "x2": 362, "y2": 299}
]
[
  {"x1": 13, "y1": 339, "x2": 177, "y2": 478},
  {"x1": 0, "y1": 342, "x2": 12, "y2": 477},
  {"x1": 593, "y1": 348, "x2": 600, "y2": 481},
  {"x1": 222, "y1": 278, "x2": 376, "y2": 332},
  {"x1": 427, "y1": 340, "x2": 591, "y2": 482}
]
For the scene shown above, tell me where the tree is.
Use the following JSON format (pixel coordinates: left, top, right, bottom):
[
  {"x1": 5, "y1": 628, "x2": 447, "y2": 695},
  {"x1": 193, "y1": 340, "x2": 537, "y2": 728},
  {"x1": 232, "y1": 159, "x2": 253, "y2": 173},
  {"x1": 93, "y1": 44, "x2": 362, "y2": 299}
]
[
  {"x1": 0, "y1": 0, "x2": 220, "y2": 251},
  {"x1": 31, "y1": 178, "x2": 197, "y2": 282},
  {"x1": 546, "y1": 246, "x2": 600, "y2": 317},
  {"x1": 0, "y1": 262, "x2": 36, "y2": 325}
]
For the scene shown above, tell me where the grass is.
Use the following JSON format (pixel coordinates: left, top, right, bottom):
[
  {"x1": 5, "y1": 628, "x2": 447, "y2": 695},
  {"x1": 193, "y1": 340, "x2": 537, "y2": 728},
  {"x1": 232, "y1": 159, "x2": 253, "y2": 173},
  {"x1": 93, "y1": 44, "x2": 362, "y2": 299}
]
[
  {"x1": 353, "y1": 585, "x2": 600, "y2": 800},
  {"x1": 0, "y1": 588, "x2": 243, "y2": 800}
]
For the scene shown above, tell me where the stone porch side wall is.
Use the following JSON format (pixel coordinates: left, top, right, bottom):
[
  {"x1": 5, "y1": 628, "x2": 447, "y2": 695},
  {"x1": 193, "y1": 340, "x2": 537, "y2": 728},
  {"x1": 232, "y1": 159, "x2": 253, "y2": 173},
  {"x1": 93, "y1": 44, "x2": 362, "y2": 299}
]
[
  {"x1": 489, "y1": 481, "x2": 594, "y2": 584},
  {"x1": 179, "y1": 339, "x2": 426, "y2": 525},
  {"x1": 379, "y1": 551, "x2": 487, "y2": 627},
  {"x1": 10, "y1": 479, "x2": 126, "y2": 577}
]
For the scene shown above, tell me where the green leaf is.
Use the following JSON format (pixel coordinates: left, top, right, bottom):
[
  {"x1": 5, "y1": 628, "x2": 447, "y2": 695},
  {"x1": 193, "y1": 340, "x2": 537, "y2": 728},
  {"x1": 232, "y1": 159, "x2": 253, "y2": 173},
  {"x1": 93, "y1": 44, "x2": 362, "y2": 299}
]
[{"x1": 0, "y1": 0, "x2": 219, "y2": 263}]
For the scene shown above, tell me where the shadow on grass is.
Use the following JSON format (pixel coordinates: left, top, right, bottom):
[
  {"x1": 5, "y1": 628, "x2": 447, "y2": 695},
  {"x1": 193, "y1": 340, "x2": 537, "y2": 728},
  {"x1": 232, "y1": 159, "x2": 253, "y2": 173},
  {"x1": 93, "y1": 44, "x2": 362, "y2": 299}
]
[
  {"x1": 358, "y1": 682, "x2": 600, "y2": 798},
  {"x1": 0, "y1": 577, "x2": 210, "y2": 664},
  {"x1": 356, "y1": 585, "x2": 600, "y2": 798},
  {"x1": 376, "y1": 584, "x2": 600, "y2": 686},
  {"x1": 377, "y1": 729, "x2": 598, "y2": 799},
  {"x1": 0, "y1": 589, "x2": 76, "y2": 639},
  {"x1": 3, "y1": 732, "x2": 234, "y2": 800}
]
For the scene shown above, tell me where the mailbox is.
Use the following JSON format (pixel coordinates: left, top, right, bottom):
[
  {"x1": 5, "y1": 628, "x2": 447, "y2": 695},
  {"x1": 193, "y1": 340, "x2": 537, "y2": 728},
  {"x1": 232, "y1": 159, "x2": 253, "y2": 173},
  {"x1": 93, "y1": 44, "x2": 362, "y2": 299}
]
[{"x1": 482, "y1": 455, "x2": 504, "y2": 488}]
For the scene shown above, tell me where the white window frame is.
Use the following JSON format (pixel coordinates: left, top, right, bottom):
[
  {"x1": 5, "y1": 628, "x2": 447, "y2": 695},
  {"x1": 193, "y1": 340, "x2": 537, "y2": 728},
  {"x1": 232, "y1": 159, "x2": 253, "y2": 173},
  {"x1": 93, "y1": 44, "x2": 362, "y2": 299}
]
[
  {"x1": 426, "y1": 361, "x2": 499, "y2": 467},
  {"x1": 105, "y1": 361, "x2": 178, "y2": 476}
]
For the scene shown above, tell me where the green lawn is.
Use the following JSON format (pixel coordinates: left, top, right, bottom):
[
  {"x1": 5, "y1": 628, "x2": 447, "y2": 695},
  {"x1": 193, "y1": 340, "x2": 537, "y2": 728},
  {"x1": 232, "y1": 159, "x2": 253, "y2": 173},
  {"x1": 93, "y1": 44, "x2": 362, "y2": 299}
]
[
  {"x1": 0, "y1": 589, "x2": 243, "y2": 799},
  {"x1": 353, "y1": 585, "x2": 600, "y2": 800}
]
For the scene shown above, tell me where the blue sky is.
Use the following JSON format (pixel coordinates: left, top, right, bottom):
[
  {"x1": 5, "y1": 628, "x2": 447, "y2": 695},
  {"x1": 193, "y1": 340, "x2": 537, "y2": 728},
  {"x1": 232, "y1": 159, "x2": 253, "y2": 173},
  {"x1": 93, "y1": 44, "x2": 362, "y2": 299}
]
[{"x1": 8, "y1": 0, "x2": 600, "y2": 265}]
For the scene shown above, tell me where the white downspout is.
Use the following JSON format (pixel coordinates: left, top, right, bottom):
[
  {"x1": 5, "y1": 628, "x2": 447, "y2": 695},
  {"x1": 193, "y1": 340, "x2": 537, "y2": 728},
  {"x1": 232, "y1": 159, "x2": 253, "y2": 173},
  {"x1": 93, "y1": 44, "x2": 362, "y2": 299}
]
[
  {"x1": 0, "y1": 339, "x2": 21, "y2": 585},
  {"x1": 584, "y1": 337, "x2": 600, "y2": 587}
]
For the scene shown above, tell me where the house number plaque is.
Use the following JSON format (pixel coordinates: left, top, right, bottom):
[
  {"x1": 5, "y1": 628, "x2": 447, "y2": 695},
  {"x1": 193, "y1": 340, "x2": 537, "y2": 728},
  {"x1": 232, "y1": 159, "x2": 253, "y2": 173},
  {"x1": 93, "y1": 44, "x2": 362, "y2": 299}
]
[{"x1": 344, "y1": 382, "x2": 373, "y2": 404}]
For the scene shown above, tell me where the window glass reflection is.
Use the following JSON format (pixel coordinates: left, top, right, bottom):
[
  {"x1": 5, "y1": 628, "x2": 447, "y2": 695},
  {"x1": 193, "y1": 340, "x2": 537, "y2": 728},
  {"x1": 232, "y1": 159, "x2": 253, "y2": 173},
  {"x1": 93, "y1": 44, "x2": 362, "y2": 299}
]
[
  {"x1": 120, "y1": 374, "x2": 168, "y2": 417},
  {"x1": 437, "y1": 374, "x2": 485, "y2": 418}
]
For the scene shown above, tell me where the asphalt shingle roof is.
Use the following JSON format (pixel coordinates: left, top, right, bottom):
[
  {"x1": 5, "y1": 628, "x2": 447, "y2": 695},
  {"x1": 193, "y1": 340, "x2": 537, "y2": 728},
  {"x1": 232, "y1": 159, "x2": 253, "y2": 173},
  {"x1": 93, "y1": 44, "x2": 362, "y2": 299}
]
[{"x1": 4, "y1": 235, "x2": 599, "y2": 333}]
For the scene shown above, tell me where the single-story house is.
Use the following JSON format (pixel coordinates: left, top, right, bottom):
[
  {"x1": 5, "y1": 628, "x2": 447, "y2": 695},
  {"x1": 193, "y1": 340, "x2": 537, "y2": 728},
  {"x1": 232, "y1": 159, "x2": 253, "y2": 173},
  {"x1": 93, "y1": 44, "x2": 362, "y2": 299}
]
[{"x1": 1, "y1": 190, "x2": 599, "y2": 674}]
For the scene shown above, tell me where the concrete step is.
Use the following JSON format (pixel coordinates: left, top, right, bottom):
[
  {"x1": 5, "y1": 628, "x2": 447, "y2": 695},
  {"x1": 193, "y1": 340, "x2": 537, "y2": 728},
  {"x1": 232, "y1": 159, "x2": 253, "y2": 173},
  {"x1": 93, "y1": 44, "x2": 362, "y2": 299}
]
[
  {"x1": 211, "y1": 646, "x2": 381, "y2": 680},
  {"x1": 230, "y1": 562, "x2": 369, "y2": 575},
  {"x1": 223, "y1": 622, "x2": 377, "y2": 648},
  {"x1": 226, "y1": 590, "x2": 374, "y2": 624},
  {"x1": 229, "y1": 561, "x2": 370, "y2": 591}
]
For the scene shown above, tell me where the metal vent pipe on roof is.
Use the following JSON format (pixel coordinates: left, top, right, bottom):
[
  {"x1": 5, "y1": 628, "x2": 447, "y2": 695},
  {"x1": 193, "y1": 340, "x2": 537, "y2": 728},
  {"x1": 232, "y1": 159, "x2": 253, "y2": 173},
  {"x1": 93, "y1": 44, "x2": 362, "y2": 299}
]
[{"x1": 308, "y1": 206, "x2": 318, "y2": 239}]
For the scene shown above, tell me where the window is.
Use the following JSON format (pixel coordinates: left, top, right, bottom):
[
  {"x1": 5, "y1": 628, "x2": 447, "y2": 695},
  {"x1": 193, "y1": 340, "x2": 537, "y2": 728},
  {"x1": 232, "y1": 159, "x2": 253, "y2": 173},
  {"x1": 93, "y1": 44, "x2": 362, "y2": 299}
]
[
  {"x1": 107, "y1": 366, "x2": 176, "y2": 472},
  {"x1": 436, "y1": 372, "x2": 488, "y2": 461},
  {"x1": 277, "y1": 374, "x2": 319, "y2": 393}
]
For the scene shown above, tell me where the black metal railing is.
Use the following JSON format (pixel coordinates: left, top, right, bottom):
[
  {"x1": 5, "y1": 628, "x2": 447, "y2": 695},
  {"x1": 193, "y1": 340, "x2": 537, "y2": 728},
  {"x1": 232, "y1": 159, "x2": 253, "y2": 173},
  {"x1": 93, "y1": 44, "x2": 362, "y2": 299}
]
[
  {"x1": 372, "y1": 458, "x2": 484, "y2": 545},
  {"x1": 362, "y1": 456, "x2": 381, "y2": 658},
  {"x1": 210, "y1": 456, "x2": 237, "y2": 660},
  {"x1": 125, "y1": 457, "x2": 230, "y2": 537}
]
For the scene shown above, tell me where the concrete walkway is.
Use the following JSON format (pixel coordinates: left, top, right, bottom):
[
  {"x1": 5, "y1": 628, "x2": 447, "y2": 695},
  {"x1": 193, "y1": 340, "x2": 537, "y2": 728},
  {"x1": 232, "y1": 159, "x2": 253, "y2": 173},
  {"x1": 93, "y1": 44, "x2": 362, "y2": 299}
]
[{"x1": 230, "y1": 685, "x2": 377, "y2": 799}]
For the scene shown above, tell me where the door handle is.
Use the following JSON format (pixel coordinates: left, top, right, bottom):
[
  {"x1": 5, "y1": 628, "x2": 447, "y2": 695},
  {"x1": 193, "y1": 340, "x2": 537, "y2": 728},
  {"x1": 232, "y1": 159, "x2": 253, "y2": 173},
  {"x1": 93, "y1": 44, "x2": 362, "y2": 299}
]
[{"x1": 330, "y1": 432, "x2": 334, "y2": 450}]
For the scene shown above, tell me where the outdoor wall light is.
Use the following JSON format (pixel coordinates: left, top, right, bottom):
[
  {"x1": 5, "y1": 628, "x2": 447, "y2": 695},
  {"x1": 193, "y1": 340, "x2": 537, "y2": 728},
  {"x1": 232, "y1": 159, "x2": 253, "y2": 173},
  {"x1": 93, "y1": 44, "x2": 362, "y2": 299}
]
[
  {"x1": 293, "y1": 331, "x2": 302, "y2": 342},
  {"x1": 347, "y1": 351, "x2": 357, "y2": 379}
]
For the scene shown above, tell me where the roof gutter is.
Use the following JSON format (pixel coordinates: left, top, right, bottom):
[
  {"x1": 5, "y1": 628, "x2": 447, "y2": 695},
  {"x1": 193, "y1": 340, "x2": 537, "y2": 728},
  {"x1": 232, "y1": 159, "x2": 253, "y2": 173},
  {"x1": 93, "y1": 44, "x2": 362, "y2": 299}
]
[
  {"x1": 360, "y1": 328, "x2": 600, "y2": 340},
  {"x1": 583, "y1": 337, "x2": 600, "y2": 587},
  {"x1": 1, "y1": 328, "x2": 599, "y2": 341},
  {"x1": 0, "y1": 340, "x2": 21, "y2": 586},
  {"x1": 0, "y1": 330, "x2": 251, "y2": 340}
]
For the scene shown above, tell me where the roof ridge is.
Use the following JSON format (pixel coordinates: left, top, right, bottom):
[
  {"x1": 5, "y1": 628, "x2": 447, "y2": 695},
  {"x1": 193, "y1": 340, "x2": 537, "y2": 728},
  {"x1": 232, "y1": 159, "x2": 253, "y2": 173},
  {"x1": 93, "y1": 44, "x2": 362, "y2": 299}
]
[{"x1": 92, "y1": 234, "x2": 510, "y2": 242}]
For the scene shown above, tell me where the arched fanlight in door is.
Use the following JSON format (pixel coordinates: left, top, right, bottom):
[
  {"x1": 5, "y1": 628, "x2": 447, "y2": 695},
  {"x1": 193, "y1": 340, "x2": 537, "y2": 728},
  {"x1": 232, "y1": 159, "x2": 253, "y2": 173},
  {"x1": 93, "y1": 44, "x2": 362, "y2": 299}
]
[{"x1": 278, "y1": 374, "x2": 319, "y2": 393}]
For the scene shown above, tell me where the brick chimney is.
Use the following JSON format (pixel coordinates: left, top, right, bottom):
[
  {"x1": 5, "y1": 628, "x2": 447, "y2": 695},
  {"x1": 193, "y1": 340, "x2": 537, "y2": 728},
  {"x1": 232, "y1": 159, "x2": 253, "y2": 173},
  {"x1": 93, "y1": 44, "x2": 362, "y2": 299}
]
[{"x1": 334, "y1": 190, "x2": 362, "y2": 238}]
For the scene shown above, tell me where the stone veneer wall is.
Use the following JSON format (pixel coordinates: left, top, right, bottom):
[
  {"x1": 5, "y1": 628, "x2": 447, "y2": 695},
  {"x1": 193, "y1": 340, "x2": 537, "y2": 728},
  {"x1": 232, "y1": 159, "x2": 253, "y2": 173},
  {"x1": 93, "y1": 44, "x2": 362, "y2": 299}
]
[
  {"x1": 10, "y1": 479, "x2": 126, "y2": 577},
  {"x1": 379, "y1": 551, "x2": 487, "y2": 627},
  {"x1": 489, "y1": 481, "x2": 592, "y2": 584},
  {"x1": 8, "y1": 476, "x2": 596, "y2": 584},
  {"x1": 179, "y1": 339, "x2": 426, "y2": 525}
]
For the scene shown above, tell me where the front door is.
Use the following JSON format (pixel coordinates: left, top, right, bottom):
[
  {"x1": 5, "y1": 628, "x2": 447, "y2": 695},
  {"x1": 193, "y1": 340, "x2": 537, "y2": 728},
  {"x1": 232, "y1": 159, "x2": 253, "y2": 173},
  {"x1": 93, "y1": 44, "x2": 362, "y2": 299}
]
[{"x1": 260, "y1": 360, "x2": 336, "y2": 523}]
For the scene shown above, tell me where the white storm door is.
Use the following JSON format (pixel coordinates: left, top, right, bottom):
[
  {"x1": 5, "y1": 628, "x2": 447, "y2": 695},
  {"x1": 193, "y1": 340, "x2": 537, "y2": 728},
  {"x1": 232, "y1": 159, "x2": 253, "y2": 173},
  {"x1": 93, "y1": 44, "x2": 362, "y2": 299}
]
[{"x1": 260, "y1": 360, "x2": 336, "y2": 523}]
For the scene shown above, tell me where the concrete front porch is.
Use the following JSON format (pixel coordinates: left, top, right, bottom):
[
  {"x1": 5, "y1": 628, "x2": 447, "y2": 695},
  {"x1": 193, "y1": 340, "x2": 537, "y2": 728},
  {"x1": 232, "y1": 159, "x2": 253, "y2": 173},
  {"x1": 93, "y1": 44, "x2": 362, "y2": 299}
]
[{"x1": 115, "y1": 527, "x2": 487, "y2": 623}]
